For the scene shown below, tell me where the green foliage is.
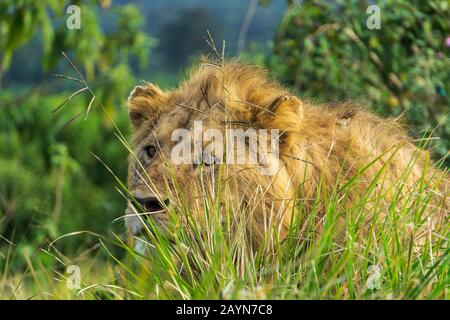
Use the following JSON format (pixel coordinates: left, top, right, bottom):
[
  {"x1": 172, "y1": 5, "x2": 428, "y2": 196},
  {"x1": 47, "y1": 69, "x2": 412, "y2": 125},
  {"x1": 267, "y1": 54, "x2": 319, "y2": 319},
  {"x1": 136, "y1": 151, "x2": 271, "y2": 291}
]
[
  {"x1": 0, "y1": 90, "x2": 129, "y2": 271},
  {"x1": 271, "y1": 0, "x2": 450, "y2": 165},
  {"x1": 0, "y1": 0, "x2": 154, "y2": 80}
]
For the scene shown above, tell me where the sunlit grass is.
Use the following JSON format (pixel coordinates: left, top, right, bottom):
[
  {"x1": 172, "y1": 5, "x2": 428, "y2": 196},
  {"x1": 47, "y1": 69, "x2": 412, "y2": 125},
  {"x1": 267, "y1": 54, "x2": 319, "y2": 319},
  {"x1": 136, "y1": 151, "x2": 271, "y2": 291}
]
[{"x1": 2, "y1": 149, "x2": 448, "y2": 300}]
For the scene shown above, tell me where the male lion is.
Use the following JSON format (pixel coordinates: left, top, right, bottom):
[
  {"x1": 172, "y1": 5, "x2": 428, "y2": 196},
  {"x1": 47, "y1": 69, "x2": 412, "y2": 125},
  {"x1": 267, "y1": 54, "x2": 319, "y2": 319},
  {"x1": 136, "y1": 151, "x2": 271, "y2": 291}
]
[{"x1": 125, "y1": 61, "x2": 448, "y2": 246}]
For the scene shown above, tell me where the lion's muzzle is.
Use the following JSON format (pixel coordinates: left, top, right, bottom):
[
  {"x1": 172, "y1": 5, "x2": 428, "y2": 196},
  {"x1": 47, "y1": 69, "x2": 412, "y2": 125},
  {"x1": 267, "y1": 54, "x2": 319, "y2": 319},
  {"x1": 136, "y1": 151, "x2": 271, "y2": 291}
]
[{"x1": 125, "y1": 190, "x2": 169, "y2": 236}]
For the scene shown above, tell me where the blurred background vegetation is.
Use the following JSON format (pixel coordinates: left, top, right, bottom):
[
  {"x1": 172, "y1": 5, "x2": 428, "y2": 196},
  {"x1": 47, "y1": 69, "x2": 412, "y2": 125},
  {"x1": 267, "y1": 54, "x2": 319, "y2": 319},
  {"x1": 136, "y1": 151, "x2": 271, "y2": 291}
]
[{"x1": 0, "y1": 0, "x2": 448, "y2": 272}]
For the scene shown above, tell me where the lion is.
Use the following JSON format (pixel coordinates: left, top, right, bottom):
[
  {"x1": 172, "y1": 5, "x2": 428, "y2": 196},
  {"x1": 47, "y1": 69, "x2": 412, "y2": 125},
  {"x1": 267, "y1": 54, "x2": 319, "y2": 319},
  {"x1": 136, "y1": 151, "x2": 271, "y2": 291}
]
[{"x1": 124, "y1": 61, "x2": 449, "y2": 247}]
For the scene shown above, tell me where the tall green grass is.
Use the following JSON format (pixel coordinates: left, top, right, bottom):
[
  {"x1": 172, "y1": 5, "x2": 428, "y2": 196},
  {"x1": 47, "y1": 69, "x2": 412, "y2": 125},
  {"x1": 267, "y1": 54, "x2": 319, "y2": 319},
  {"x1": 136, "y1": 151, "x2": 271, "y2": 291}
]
[{"x1": 2, "y1": 146, "x2": 448, "y2": 300}]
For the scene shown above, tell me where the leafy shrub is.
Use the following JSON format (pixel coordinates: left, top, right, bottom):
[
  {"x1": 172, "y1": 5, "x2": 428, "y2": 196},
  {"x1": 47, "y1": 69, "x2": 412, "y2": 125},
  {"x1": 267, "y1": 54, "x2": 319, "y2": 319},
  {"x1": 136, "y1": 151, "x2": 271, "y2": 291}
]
[
  {"x1": 271, "y1": 0, "x2": 449, "y2": 165},
  {"x1": 0, "y1": 90, "x2": 129, "y2": 271}
]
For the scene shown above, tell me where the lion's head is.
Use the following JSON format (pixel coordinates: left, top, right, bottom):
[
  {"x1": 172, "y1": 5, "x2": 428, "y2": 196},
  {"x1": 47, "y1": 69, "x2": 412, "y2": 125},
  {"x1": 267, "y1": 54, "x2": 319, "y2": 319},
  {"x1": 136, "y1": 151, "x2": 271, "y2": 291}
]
[{"x1": 124, "y1": 62, "x2": 304, "y2": 242}]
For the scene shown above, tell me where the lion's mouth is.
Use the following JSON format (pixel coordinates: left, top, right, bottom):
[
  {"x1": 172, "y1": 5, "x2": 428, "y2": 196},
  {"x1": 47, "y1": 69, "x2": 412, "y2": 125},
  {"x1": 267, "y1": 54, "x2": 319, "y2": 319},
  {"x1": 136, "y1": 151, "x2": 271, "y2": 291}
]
[
  {"x1": 130, "y1": 196, "x2": 169, "y2": 214},
  {"x1": 125, "y1": 198, "x2": 170, "y2": 237}
]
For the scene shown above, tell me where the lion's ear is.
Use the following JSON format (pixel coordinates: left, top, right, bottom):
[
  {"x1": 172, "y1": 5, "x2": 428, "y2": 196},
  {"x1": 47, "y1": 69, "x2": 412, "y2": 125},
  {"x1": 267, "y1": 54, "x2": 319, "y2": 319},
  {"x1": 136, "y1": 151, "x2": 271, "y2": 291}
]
[
  {"x1": 257, "y1": 95, "x2": 303, "y2": 133},
  {"x1": 127, "y1": 83, "x2": 168, "y2": 129}
]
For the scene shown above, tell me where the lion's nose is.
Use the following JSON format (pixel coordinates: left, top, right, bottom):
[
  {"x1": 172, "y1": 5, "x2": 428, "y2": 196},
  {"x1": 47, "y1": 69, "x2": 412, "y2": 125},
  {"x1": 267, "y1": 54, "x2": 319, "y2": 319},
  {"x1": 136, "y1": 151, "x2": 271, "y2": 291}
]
[{"x1": 130, "y1": 192, "x2": 169, "y2": 213}]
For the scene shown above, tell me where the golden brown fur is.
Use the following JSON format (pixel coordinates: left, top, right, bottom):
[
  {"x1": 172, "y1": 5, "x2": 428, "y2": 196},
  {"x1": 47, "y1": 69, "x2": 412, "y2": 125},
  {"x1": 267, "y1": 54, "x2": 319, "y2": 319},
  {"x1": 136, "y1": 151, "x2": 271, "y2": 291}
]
[{"x1": 126, "y1": 61, "x2": 449, "y2": 245}]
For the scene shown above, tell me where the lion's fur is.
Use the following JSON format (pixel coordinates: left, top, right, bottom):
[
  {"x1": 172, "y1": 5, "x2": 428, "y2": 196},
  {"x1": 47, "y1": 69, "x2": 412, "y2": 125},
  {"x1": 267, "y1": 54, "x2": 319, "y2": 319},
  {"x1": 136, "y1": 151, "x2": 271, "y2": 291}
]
[{"x1": 126, "y1": 61, "x2": 449, "y2": 245}]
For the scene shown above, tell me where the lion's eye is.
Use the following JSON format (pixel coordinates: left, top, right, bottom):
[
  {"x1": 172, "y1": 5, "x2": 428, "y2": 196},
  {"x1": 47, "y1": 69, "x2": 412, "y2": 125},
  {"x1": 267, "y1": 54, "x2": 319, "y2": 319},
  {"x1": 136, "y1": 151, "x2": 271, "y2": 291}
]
[{"x1": 143, "y1": 145, "x2": 157, "y2": 160}]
